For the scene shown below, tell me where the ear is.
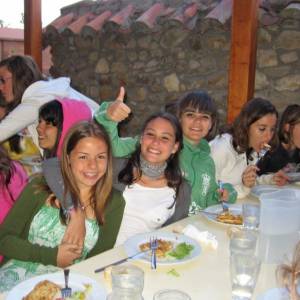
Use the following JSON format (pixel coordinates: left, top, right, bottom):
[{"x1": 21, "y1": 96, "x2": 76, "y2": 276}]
[{"x1": 171, "y1": 142, "x2": 180, "y2": 154}]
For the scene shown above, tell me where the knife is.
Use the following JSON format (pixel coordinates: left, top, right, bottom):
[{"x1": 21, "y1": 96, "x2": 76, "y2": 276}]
[{"x1": 94, "y1": 249, "x2": 150, "y2": 273}]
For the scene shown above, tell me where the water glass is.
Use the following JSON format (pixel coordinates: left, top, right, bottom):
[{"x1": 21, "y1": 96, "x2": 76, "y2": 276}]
[
  {"x1": 107, "y1": 264, "x2": 144, "y2": 300},
  {"x1": 242, "y1": 204, "x2": 260, "y2": 230},
  {"x1": 230, "y1": 253, "x2": 261, "y2": 300},
  {"x1": 229, "y1": 228, "x2": 258, "y2": 256},
  {"x1": 153, "y1": 289, "x2": 191, "y2": 300}
]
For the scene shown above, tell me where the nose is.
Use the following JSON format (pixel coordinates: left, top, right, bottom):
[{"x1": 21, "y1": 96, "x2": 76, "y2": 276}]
[
  {"x1": 36, "y1": 122, "x2": 45, "y2": 134},
  {"x1": 265, "y1": 130, "x2": 274, "y2": 142},
  {"x1": 87, "y1": 158, "x2": 97, "y2": 169}
]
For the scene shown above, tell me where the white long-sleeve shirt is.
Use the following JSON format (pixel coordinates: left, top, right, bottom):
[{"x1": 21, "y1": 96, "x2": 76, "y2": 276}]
[{"x1": 0, "y1": 77, "x2": 99, "y2": 150}]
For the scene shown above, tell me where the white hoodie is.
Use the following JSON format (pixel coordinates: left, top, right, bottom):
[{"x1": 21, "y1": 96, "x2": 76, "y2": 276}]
[{"x1": 0, "y1": 77, "x2": 99, "y2": 149}]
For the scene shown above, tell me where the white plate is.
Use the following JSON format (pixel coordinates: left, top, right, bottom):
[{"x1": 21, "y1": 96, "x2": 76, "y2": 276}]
[
  {"x1": 256, "y1": 287, "x2": 290, "y2": 300},
  {"x1": 123, "y1": 232, "x2": 201, "y2": 265},
  {"x1": 6, "y1": 272, "x2": 107, "y2": 300},
  {"x1": 250, "y1": 185, "x2": 283, "y2": 198},
  {"x1": 202, "y1": 203, "x2": 242, "y2": 226},
  {"x1": 20, "y1": 155, "x2": 42, "y2": 166}
]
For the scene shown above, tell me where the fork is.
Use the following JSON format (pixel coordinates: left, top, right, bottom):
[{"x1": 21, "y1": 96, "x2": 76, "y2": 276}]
[
  {"x1": 61, "y1": 269, "x2": 72, "y2": 298},
  {"x1": 218, "y1": 181, "x2": 228, "y2": 212},
  {"x1": 150, "y1": 237, "x2": 158, "y2": 270}
]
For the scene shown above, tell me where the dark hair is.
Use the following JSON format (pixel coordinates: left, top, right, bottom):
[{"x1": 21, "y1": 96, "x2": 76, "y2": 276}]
[
  {"x1": 166, "y1": 90, "x2": 218, "y2": 141},
  {"x1": 229, "y1": 97, "x2": 278, "y2": 153},
  {"x1": 0, "y1": 145, "x2": 15, "y2": 187},
  {"x1": 61, "y1": 120, "x2": 113, "y2": 225},
  {"x1": 0, "y1": 55, "x2": 45, "y2": 109},
  {"x1": 118, "y1": 112, "x2": 183, "y2": 193},
  {"x1": 38, "y1": 100, "x2": 63, "y2": 158},
  {"x1": 278, "y1": 104, "x2": 300, "y2": 146}
]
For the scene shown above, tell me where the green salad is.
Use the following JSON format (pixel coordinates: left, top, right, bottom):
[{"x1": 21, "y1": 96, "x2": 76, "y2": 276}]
[{"x1": 166, "y1": 242, "x2": 194, "y2": 260}]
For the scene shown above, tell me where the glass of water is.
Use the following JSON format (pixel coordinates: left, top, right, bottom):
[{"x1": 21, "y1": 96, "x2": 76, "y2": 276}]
[
  {"x1": 242, "y1": 204, "x2": 260, "y2": 230},
  {"x1": 230, "y1": 253, "x2": 261, "y2": 300},
  {"x1": 229, "y1": 228, "x2": 258, "y2": 256},
  {"x1": 153, "y1": 289, "x2": 191, "y2": 300}
]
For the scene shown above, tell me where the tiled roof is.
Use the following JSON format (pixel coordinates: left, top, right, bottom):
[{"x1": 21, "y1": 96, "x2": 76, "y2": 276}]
[
  {"x1": 0, "y1": 28, "x2": 24, "y2": 41},
  {"x1": 43, "y1": 0, "x2": 300, "y2": 39}
]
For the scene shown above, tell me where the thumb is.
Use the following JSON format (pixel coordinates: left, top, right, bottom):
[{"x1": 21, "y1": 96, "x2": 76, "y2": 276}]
[{"x1": 116, "y1": 86, "x2": 125, "y2": 102}]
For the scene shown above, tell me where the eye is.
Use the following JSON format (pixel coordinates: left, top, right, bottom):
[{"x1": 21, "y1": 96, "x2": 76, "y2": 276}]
[
  {"x1": 79, "y1": 155, "x2": 87, "y2": 160},
  {"x1": 184, "y1": 112, "x2": 195, "y2": 118},
  {"x1": 144, "y1": 132, "x2": 155, "y2": 137},
  {"x1": 161, "y1": 136, "x2": 170, "y2": 141},
  {"x1": 97, "y1": 154, "x2": 107, "y2": 160}
]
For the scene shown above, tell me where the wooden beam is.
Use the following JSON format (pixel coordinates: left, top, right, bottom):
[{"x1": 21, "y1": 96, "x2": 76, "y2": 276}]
[
  {"x1": 227, "y1": 0, "x2": 259, "y2": 123},
  {"x1": 24, "y1": 0, "x2": 42, "y2": 69}
]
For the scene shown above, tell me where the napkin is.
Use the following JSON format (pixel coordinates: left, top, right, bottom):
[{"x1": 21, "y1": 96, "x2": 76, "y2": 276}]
[{"x1": 182, "y1": 224, "x2": 218, "y2": 250}]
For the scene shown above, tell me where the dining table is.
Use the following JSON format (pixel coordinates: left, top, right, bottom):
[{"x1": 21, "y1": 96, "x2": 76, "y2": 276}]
[{"x1": 0, "y1": 192, "x2": 291, "y2": 300}]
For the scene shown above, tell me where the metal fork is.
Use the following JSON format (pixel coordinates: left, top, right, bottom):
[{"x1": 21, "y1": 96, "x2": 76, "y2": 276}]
[
  {"x1": 61, "y1": 269, "x2": 72, "y2": 298},
  {"x1": 150, "y1": 237, "x2": 158, "y2": 270},
  {"x1": 218, "y1": 181, "x2": 228, "y2": 212}
]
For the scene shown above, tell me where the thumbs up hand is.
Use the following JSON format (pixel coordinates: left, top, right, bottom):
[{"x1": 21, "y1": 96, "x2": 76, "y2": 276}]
[{"x1": 107, "y1": 86, "x2": 131, "y2": 123}]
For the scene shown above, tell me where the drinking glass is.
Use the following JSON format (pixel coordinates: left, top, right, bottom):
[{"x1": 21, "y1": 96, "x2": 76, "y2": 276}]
[
  {"x1": 242, "y1": 204, "x2": 260, "y2": 230},
  {"x1": 107, "y1": 264, "x2": 144, "y2": 300},
  {"x1": 229, "y1": 228, "x2": 258, "y2": 256},
  {"x1": 230, "y1": 253, "x2": 261, "y2": 300},
  {"x1": 153, "y1": 289, "x2": 191, "y2": 300}
]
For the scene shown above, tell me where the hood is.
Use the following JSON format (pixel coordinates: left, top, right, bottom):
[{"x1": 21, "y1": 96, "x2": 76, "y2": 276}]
[
  {"x1": 183, "y1": 137, "x2": 211, "y2": 155},
  {"x1": 56, "y1": 98, "x2": 92, "y2": 157}
]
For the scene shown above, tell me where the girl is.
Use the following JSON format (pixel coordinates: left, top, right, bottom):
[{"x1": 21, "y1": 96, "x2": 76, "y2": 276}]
[
  {"x1": 94, "y1": 88, "x2": 237, "y2": 213},
  {"x1": 0, "y1": 121, "x2": 125, "y2": 292},
  {"x1": 0, "y1": 55, "x2": 98, "y2": 150},
  {"x1": 209, "y1": 97, "x2": 278, "y2": 199},
  {"x1": 257, "y1": 104, "x2": 300, "y2": 184}
]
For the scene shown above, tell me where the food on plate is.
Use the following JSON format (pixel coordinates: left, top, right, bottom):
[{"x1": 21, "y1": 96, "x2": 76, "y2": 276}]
[
  {"x1": 139, "y1": 239, "x2": 173, "y2": 258},
  {"x1": 216, "y1": 211, "x2": 243, "y2": 225},
  {"x1": 167, "y1": 242, "x2": 194, "y2": 259},
  {"x1": 23, "y1": 280, "x2": 61, "y2": 300}
]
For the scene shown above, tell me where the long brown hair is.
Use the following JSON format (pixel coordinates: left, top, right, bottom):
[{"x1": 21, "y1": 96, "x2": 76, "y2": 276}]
[
  {"x1": 60, "y1": 121, "x2": 113, "y2": 225},
  {"x1": 0, "y1": 144, "x2": 15, "y2": 187}
]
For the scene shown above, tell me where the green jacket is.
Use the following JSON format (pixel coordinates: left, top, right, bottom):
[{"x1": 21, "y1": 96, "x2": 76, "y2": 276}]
[
  {"x1": 0, "y1": 176, "x2": 125, "y2": 266},
  {"x1": 95, "y1": 102, "x2": 237, "y2": 211}
]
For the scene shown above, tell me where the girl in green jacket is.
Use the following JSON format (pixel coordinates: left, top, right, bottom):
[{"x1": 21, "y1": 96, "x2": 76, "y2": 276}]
[{"x1": 95, "y1": 88, "x2": 237, "y2": 213}]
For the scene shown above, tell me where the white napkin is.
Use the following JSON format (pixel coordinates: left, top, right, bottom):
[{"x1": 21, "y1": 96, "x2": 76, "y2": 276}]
[{"x1": 182, "y1": 224, "x2": 218, "y2": 250}]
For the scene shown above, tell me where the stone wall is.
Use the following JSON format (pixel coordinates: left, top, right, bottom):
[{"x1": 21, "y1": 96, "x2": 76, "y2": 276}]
[{"x1": 46, "y1": 7, "x2": 300, "y2": 135}]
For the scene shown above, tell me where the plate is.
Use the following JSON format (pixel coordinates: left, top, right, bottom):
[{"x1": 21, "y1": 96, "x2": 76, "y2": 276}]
[
  {"x1": 257, "y1": 287, "x2": 290, "y2": 300},
  {"x1": 202, "y1": 203, "x2": 242, "y2": 226},
  {"x1": 123, "y1": 232, "x2": 201, "y2": 265},
  {"x1": 20, "y1": 155, "x2": 42, "y2": 166},
  {"x1": 5, "y1": 272, "x2": 107, "y2": 300}
]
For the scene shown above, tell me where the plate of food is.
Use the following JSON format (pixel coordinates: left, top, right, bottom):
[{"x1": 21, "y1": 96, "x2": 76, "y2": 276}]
[
  {"x1": 202, "y1": 204, "x2": 243, "y2": 226},
  {"x1": 123, "y1": 232, "x2": 201, "y2": 265},
  {"x1": 6, "y1": 272, "x2": 107, "y2": 300}
]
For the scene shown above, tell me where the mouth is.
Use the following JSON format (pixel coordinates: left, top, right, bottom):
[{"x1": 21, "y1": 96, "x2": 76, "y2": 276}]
[{"x1": 83, "y1": 172, "x2": 99, "y2": 180}]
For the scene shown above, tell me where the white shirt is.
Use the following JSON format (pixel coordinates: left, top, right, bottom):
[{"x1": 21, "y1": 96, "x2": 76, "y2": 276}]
[{"x1": 115, "y1": 183, "x2": 176, "y2": 245}]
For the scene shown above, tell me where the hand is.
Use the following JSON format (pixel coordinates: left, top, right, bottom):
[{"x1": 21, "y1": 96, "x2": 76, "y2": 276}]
[
  {"x1": 242, "y1": 165, "x2": 258, "y2": 188},
  {"x1": 106, "y1": 86, "x2": 131, "y2": 122},
  {"x1": 62, "y1": 208, "x2": 85, "y2": 251},
  {"x1": 218, "y1": 188, "x2": 229, "y2": 201},
  {"x1": 57, "y1": 243, "x2": 82, "y2": 268},
  {"x1": 272, "y1": 170, "x2": 290, "y2": 186}
]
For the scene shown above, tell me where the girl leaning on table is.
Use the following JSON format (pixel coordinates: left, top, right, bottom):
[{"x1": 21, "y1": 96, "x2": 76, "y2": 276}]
[
  {"x1": 257, "y1": 104, "x2": 300, "y2": 185},
  {"x1": 44, "y1": 110, "x2": 191, "y2": 245},
  {"x1": 94, "y1": 88, "x2": 237, "y2": 214},
  {"x1": 0, "y1": 121, "x2": 125, "y2": 292},
  {"x1": 209, "y1": 97, "x2": 280, "y2": 199}
]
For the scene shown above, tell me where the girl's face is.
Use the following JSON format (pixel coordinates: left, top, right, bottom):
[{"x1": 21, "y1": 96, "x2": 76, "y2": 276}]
[
  {"x1": 69, "y1": 136, "x2": 108, "y2": 193},
  {"x1": 0, "y1": 66, "x2": 14, "y2": 103},
  {"x1": 180, "y1": 109, "x2": 212, "y2": 145},
  {"x1": 140, "y1": 117, "x2": 179, "y2": 165},
  {"x1": 37, "y1": 119, "x2": 58, "y2": 151},
  {"x1": 248, "y1": 113, "x2": 277, "y2": 152}
]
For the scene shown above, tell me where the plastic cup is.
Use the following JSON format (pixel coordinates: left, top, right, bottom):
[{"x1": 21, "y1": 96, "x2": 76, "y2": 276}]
[
  {"x1": 242, "y1": 204, "x2": 260, "y2": 230},
  {"x1": 153, "y1": 289, "x2": 191, "y2": 300}
]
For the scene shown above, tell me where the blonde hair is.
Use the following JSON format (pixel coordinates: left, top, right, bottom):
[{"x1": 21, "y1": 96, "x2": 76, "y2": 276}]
[{"x1": 60, "y1": 120, "x2": 113, "y2": 225}]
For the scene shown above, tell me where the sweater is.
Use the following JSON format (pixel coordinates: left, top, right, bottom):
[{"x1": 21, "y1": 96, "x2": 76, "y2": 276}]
[
  {"x1": 95, "y1": 102, "x2": 237, "y2": 210},
  {"x1": 0, "y1": 176, "x2": 125, "y2": 266}
]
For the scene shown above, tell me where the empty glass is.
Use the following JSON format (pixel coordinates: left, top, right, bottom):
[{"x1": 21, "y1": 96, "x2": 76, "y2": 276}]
[
  {"x1": 230, "y1": 253, "x2": 261, "y2": 300},
  {"x1": 242, "y1": 204, "x2": 260, "y2": 230},
  {"x1": 153, "y1": 289, "x2": 191, "y2": 300},
  {"x1": 107, "y1": 264, "x2": 144, "y2": 300}
]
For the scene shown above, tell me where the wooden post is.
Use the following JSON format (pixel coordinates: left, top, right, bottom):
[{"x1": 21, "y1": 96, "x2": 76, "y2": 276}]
[
  {"x1": 227, "y1": 0, "x2": 259, "y2": 123},
  {"x1": 24, "y1": 0, "x2": 42, "y2": 69}
]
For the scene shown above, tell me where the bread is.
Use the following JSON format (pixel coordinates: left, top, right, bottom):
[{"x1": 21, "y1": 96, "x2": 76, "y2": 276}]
[{"x1": 23, "y1": 280, "x2": 61, "y2": 300}]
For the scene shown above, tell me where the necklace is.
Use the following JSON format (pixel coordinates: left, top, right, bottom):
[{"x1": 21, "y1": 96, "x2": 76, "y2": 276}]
[{"x1": 140, "y1": 155, "x2": 167, "y2": 179}]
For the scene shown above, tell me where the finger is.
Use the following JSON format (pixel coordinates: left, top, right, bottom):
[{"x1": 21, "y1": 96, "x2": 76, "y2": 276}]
[{"x1": 116, "y1": 86, "x2": 125, "y2": 102}]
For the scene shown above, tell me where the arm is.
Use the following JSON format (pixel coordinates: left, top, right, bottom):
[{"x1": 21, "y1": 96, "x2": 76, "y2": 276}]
[
  {"x1": 87, "y1": 189, "x2": 125, "y2": 257},
  {"x1": 0, "y1": 177, "x2": 58, "y2": 266}
]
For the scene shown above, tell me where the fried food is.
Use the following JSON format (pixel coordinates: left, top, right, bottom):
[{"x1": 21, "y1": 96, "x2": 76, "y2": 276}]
[
  {"x1": 23, "y1": 280, "x2": 61, "y2": 300},
  {"x1": 216, "y1": 211, "x2": 243, "y2": 225},
  {"x1": 139, "y1": 239, "x2": 173, "y2": 258}
]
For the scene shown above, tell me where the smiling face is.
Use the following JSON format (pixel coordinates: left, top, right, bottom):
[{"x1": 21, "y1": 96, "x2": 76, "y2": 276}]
[
  {"x1": 248, "y1": 113, "x2": 277, "y2": 152},
  {"x1": 36, "y1": 119, "x2": 58, "y2": 151},
  {"x1": 68, "y1": 136, "x2": 108, "y2": 194},
  {"x1": 0, "y1": 66, "x2": 14, "y2": 103},
  {"x1": 140, "y1": 117, "x2": 179, "y2": 165},
  {"x1": 180, "y1": 109, "x2": 212, "y2": 145}
]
